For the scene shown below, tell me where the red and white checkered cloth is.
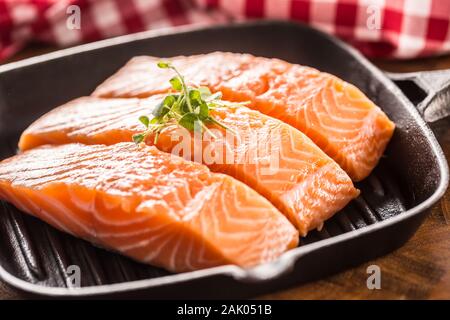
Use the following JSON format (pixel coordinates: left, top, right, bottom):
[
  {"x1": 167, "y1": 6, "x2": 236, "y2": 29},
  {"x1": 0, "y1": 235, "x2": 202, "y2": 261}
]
[{"x1": 1, "y1": 0, "x2": 450, "y2": 62}]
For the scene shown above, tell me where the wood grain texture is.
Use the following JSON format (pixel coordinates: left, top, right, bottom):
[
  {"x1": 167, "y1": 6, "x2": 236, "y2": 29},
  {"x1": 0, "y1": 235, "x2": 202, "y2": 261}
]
[{"x1": 1, "y1": 46, "x2": 449, "y2": 300}]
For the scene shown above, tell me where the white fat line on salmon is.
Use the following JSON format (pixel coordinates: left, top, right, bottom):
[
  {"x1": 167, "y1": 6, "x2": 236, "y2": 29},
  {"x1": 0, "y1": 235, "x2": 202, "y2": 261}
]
[
  {"x1": 177, "y1": 304, "x2": 211, "y2": 318},
  {"x1": 168, "y1": 123, "x2": 281, "y2": 175}
]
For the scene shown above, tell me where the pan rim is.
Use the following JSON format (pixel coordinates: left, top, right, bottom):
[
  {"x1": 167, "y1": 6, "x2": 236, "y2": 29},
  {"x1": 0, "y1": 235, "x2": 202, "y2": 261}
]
[{"x1": 0, "y1": 20, "x2": 448, "y2": 297}]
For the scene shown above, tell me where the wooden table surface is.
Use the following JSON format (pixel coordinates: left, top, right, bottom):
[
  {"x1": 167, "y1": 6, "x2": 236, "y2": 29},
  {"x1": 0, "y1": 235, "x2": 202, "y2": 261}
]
[{"x1": 0, "y1": 46, "x2": 449, "y2": 300}]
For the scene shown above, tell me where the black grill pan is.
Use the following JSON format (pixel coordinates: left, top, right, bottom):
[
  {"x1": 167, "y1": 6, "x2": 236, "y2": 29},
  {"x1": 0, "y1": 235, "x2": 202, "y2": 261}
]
[{"x1": 0, "y1": 21, "x2": 448, "y2": 298}]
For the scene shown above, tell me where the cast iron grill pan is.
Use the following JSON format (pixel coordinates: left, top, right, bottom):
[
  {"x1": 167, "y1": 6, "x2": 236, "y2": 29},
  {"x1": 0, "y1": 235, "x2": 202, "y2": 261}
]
[{"x1": 0, "y1": 21, "x2": 448, "y2": 298}]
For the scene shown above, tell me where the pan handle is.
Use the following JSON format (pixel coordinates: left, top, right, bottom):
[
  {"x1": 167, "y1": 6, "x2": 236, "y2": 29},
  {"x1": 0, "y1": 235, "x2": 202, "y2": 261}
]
[{"x1": 386, "y1": 69, "x2": 450, "y2": 122}]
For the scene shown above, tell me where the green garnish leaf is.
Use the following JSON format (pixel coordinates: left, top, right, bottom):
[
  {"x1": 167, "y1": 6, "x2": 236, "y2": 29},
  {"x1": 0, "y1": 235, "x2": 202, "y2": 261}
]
[
  {"x1": 178, "y1": 113, "x2": 199, "y2": 132},
  {"x1": 150, "y1": 116, "x2": 162, "y2": 125},
  {"x1": 157, "y1": 61, "x2": 171, "y2": 69},
  {"x1": 139, "y1": 115, "x2": 150, "y2": 127},
  {"x1": 133, "y1": 61, "x2": 236, "y2": 145},
  {"x1": 151, "y1": 101, "x2": 167, "y2": 118},
  {"x1": 152, "y1": 95, "x2": 176, "y2": 117},
  {"x1": 198, "y1": 102, "x2": 209, "y2": 119},
  {"x1": 163, "y1": 95, "x2": 176, "y2": 107},
  {"x1": 132, "y1": 133, "x2": 145, "y2": 144},
  {"x1": 169, "y1": 76, "x2": 183, "y2": 91},
  {"x1": 180, "y1": 98, "x2": 190, "y2": 113},
  {"x1": 189, "y1": 89, "x2": 202, "y2": 106}
]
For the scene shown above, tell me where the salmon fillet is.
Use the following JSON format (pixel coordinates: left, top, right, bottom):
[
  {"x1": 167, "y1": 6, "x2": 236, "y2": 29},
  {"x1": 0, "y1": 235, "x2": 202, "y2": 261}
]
[
  {"x1": 92, "y1": 52, "x2": 395, "y2": 181},
  {"x1": 19, "y1": 96, "x2": 359, "y2": 236},
  {"x1": 0, "y1": 143, "x2": 298, "y2": 272}
]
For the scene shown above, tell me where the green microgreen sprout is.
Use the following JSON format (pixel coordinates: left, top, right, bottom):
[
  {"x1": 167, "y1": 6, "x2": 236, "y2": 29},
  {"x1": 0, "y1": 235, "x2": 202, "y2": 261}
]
[{"x1": 133, "y1": 61, "x2": 247, "y2": 145}]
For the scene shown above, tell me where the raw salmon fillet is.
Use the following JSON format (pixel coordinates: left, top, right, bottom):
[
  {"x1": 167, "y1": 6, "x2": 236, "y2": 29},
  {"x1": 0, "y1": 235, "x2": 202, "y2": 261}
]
[
  {"x1": 92, "y1": 52, "x2": 395, "y2": 181},
  {"x1": 19, "y1": 96, "x2": 359, "y2": 236},
  {"x1": 0, "y1": 142, "x2": 298, "y2": 272}
]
